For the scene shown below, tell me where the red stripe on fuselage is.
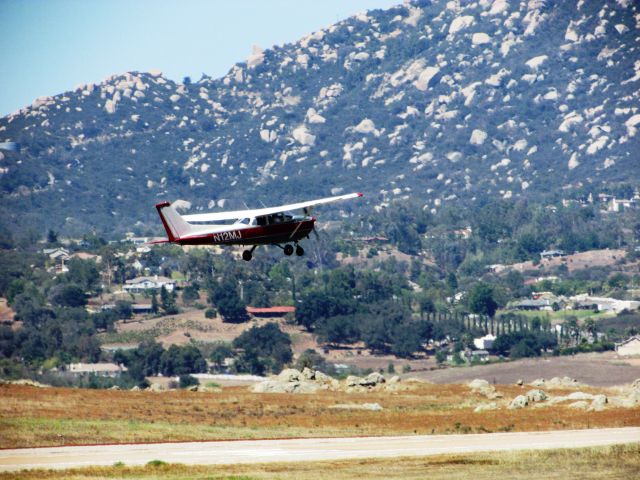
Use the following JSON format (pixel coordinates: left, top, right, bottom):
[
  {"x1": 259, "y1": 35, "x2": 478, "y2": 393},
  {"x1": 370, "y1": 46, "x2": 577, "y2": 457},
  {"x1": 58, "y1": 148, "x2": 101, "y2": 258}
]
[{"x1": 175, "y1": 220, "x2": 315, "y2": 246}]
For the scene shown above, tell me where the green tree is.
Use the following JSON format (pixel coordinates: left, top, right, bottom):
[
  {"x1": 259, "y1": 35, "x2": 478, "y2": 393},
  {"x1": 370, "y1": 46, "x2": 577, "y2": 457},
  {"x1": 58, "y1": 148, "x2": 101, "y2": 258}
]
[
  {"x1": 208, "y1": 279, "x2": 247, "y2": 323},
  {"x1": 209, "y1": 343, "x2": 234, "y2": 370},
  {"x1": 233, "y1": 323, "x2": 292, "y2": 375},
  {"x1": 49, "y1": 284, "x2": 87, "y2": 308},
  {"x1": 468, "y1": 282, "x2": 498, "y2": 318},
  {"x1": 151, "y1": 291, "x2": 159, "y2": 314},
  {"x1": 160, "y1": 286, "x2": 178, "y2": 315}
]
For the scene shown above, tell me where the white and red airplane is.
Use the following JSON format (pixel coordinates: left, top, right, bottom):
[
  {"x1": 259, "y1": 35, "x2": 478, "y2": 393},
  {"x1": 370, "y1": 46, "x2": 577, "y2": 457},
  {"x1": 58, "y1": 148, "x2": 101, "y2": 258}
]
[{"x1": 154, "y1": 192, "x2": 363, "y2": 261}]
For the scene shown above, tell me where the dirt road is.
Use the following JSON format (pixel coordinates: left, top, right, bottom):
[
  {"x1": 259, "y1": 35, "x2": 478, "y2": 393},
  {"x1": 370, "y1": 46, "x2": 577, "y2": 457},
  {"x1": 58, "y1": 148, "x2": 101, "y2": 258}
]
[{"x1": 1, "y1": 428, "x2": 638, "y2": 472}]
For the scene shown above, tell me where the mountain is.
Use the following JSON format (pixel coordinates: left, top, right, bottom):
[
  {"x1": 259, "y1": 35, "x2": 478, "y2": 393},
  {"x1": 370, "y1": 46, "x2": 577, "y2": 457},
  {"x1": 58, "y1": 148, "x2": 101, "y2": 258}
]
[{"x1": 1, "y1": 0, "x2": 639, "y2": 237}]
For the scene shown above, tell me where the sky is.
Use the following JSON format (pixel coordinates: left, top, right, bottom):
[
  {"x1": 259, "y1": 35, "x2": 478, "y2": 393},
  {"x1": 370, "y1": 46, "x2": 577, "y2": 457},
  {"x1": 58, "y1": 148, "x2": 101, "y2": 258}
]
[{"x1": 0, "y1": 0, "x2": 400, "y2": 116}]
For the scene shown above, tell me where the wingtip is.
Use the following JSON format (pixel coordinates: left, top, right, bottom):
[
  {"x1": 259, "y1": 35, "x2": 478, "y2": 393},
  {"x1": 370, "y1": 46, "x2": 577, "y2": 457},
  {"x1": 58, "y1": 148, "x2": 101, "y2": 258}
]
[{"x1": 357, "y1": 192, "x2": 364, "y2": 197}]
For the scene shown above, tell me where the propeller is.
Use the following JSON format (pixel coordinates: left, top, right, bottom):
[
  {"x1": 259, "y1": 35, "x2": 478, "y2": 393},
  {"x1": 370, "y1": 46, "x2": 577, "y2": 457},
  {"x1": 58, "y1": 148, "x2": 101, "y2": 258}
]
[{"x1": 290, "y1": 206, "x2": 316, "y2": 240}]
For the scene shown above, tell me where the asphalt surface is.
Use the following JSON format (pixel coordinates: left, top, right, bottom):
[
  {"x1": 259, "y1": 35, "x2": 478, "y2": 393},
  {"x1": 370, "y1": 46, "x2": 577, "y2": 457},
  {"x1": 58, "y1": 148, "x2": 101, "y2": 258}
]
[{"x1": 1, "y1": 427, "x2": 639, "y2": 472}]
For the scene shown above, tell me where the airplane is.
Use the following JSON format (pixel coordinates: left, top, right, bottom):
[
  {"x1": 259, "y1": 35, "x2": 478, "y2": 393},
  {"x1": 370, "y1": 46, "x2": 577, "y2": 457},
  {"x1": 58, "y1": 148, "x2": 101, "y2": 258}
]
[{"x1": 154, "y1": 192, "x2": 363, "y2": 261}]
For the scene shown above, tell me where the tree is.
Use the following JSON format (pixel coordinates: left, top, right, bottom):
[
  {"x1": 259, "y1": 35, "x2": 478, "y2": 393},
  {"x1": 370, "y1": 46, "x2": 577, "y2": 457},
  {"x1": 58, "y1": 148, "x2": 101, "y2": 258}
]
[
  {"x1": 233, "y1": 323, "x2": 292, "y2": 375},
  {"x1": 49, "y1": 284, "x2": 87, "y2": 308},
  {"x1": 208, "y1": 279, "x2": 247, "y2": 323},
  {"x1": 160, "y1": 344, "x2": 207, "y2": 376},
  {"x1": 210, "y1": 344, "x2": 234, "y2": 371},
  {"x1": 468, "y1": 283, "x2": 498, "y2": 318},
  {"x1": 417, "y1": 294, "x2": 435, "y2": 320},
  {"x1": 179, "y1": 374, "x2": 199, "y2": 388},
  {"x1": 181, "y1": 283, "x2": 200, "y2": 304},
  {"x1": 315, "y1": 315, "x2": 360, "y2": 345},
  {"x1": 295, "y1": 349, "x2": 328, "y2": 372},
  {"x1": 151, "y1": 291, "x2": 159, "y2": 314},
  {"x1": 46, "y1": 230, "x2": 58, "y2": 244},
  {"x1": 160, "y1": 286, "x2": 178, "y2": 315},
  {"x1": 114, "y1": 300, "x2": 133, "y2": 320},
  {"x1": 66, "y1": 258, "x2": 100, "y2": 292}
]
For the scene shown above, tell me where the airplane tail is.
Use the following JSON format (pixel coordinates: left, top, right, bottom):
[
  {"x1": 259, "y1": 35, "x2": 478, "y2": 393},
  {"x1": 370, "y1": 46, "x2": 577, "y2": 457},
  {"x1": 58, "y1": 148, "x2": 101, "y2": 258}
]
[{"x1": 155, "y1": 202, "x2": 194, "y2": 242}]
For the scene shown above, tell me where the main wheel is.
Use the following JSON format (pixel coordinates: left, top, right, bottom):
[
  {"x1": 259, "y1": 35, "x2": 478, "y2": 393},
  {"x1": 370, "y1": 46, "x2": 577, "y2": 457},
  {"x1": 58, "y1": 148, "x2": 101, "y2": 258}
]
[
  {"x1": 242, "y1": 250, "x2": 252, "y2": 261},
  {"x1": 283, "y1": 244, "x2": 294, "y2": 256},
  {"x1": 296, "y1": 245, "x2": 304, "y2": 256}
]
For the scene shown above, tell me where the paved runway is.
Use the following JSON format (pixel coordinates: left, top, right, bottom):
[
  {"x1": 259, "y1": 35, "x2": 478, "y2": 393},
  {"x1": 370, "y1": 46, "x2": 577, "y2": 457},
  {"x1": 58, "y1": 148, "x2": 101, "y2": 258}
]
[{"x1": 1, "y1": 427, "x2": 639, "y2": 472}]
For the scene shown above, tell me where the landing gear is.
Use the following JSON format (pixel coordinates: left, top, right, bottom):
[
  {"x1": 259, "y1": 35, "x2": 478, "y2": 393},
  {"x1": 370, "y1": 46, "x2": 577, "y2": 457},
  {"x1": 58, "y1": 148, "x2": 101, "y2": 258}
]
[
  {"x1": 283, "y1": 244, "x2": 294, "y2": 256},
  {"x1": 242, "y1": 245, "x2": 257, "y2": 261},
  {"x1": 296, "y1": 245, "x2": 304, "y2": 256}
]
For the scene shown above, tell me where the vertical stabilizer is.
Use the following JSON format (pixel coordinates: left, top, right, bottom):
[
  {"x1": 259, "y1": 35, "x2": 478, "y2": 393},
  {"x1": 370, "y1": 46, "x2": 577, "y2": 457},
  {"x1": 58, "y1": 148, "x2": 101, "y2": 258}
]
[{"x1": 155, "y1": 202, "x2": 194, "y2": 242}]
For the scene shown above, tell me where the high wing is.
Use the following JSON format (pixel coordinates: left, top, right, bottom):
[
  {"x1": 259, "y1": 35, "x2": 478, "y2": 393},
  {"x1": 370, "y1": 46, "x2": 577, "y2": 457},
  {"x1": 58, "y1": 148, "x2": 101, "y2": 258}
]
[{"x1": 182, "y1": 192, "x2": 363, "y2": 223}]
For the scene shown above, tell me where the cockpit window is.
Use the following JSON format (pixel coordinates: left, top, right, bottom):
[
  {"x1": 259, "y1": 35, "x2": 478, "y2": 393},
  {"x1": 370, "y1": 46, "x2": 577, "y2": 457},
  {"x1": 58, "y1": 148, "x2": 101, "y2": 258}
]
[{"x1": 238, "y1": 218, "x2": 250, "y2": 225}]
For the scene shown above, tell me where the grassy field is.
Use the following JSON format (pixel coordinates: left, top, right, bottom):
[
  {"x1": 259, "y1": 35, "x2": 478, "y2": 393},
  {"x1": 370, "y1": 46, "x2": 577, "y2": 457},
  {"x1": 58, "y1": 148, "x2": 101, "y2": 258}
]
[
  {"x1": 2, "y1": 383, "x2": 639, "y2": 449},
  {"x1": 2, "y1": 443, "x2": 639, "y2": 479}
]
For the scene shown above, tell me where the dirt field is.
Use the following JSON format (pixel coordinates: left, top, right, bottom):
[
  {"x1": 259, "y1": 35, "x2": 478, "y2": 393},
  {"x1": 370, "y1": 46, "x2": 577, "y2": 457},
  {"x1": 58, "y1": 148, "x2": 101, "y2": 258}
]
[
  {"x1": 2, "y1": 381, "x2": 639, "y2": 449},
  {"x1": 407, "y1": 352, "x2": 640, "y2": 387},
  {"x1": 510, "y1": 248, "x2": 626, "y2": 274},
  {"x1": 104, "y1": 311, "x2": 319, "y2": 355}
]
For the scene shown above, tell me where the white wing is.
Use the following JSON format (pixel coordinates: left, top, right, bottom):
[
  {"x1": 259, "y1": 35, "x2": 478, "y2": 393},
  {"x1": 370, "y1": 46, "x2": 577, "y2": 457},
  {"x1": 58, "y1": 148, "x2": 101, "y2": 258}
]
[{"x1": 182, "y1": 192, "x2": 363, "y2": 223}]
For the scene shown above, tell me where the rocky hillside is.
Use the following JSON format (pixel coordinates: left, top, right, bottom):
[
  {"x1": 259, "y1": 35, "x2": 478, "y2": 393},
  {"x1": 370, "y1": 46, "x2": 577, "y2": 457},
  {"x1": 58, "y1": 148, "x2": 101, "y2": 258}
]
[{"x1": 1, "y1": 0, "x2": 639, "y2": 236}]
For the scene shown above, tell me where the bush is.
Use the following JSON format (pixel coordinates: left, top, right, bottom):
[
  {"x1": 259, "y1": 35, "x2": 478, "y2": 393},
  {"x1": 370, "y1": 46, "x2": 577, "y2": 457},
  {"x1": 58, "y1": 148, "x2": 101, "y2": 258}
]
[{"x1": 179, "y1": 374, "x2": 199, "y2": 388}]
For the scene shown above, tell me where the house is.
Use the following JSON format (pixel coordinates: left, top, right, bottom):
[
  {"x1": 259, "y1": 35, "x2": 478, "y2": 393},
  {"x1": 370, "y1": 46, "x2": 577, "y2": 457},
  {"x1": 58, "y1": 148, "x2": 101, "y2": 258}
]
[
  {"x1": 467, "y1": 349, "x2": 490, "y2": 362},
  {"x1": 246, "y1": 306, "x2": 296, "y2": 318},
  {"x1": 123, "y1": 275, "x2": 176, "y2": 293},
  {"x1": 615, "y1": 336, "x2": 640, "y2": 357},
  {"x1": 132, "y1": 303, "x2": 153, "y2": 314},
  {"x1": 512, "y1": 299, "x2": 552, "y2": 311},
  {"x1": 42, "y1": 247, "x2": 70, "y2": 261},
  {"x1": 540, "y1": 249, "x2": 566, "y2": 260},
  {"x1": 67, "y1": 362, "x2": 127, "y2": 377},
  {"x1": 453, "y1": 227, "x2": 473, "y2": 239},
  {"x1": 474, "y1": 334, "x2": 496, "y2": 350},
  {"x1": 570, "y1": 294, "x2": 640, "y2": 314}
]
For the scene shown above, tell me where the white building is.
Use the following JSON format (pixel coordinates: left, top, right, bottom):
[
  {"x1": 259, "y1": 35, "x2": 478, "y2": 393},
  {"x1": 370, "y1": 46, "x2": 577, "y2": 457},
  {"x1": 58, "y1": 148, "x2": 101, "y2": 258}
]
[
  {"x1": 570, "y1": 294, "x2": 640, "y2": 314},
  {"x1": 68, "y1": 362, "x2": 127, "y2": 377},
  {"x1": 124, "y1": 275, "x2": 175, "y2": 293},
  {"x1": 474, "y1": 334, "x2": 496, "y2": 350}
]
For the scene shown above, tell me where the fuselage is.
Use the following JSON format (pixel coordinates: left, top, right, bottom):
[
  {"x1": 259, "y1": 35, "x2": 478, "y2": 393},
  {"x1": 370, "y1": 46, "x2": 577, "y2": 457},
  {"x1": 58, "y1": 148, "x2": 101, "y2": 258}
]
[{"x1": 172, "y1": 218, "x2": 315, "y2": 246}]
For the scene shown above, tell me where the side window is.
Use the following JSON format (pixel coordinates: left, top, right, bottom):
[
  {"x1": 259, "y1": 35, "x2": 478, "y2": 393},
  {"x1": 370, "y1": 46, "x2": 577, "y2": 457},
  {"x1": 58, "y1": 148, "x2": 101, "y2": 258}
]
[{"x1": 239, "y1": 218, "x2": 250, "y2": 225}]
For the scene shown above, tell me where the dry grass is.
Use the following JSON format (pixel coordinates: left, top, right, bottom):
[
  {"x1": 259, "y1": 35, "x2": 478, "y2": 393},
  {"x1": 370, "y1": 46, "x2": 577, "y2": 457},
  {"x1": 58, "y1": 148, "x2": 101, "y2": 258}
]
[
  {"x1": 2, "y1": 443, "x2": 639, "y2": 479},
  {"x1": 1, "y1": 383, "x2": 639, "y2": 449}
]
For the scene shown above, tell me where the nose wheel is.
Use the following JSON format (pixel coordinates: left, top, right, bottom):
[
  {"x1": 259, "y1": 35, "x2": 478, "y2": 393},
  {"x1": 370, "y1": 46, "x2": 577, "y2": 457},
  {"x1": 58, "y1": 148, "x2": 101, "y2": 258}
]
[{"x1": 296, "y1": 245, "x2": 304, "y2": 256}]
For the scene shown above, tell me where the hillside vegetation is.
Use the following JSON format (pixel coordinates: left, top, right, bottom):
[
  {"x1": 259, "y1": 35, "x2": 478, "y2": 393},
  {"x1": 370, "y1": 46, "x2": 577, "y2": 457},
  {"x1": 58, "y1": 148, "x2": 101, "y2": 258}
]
[{"x1": 0, "y1": 0, "x2": 639, "y2": 236}]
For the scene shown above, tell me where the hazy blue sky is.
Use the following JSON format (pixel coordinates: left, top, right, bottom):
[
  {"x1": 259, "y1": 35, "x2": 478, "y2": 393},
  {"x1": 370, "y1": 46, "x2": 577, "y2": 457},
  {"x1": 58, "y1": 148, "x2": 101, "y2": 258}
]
[{"x1": 0, "y1": 0, "x2": 399, "y2": 116}]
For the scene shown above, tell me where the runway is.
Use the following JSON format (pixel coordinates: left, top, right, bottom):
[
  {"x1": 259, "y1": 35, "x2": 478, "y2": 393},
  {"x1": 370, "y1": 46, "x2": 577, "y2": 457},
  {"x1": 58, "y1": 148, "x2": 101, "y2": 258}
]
[{"x1": 1, "y1": 427, "x2": 639, "y2": 472}]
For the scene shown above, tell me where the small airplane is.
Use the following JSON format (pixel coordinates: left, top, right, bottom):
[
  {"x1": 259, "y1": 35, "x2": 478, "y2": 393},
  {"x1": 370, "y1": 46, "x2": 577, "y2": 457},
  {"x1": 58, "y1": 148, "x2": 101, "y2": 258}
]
[{"x1": 154, "y1": 192, "x2": 363, "y2": 261}]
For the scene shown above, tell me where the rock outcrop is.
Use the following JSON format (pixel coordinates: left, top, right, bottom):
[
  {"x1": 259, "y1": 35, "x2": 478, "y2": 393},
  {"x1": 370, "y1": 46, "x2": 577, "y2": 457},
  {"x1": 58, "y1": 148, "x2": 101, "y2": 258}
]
[
  {"x1": 508, "y1": 395, "x2": 529, "y2": 409},
  {"x1": 250, "y1": 368, "x2": 406, "y2": 394},
  {"x1": 468, "y1": 378, "x2": 501, "y2": 399}
]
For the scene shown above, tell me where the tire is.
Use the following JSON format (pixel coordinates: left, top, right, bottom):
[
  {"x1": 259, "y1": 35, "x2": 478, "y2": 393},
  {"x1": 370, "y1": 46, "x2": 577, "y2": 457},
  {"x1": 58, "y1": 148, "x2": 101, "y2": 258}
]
[
  {"x1": 284, "y1": 244, "x2": 294, "y2": 256},
  {"x1": 242, "y1": 250, "x2": 252, "y2": 261},
  {"x1": 296, "y1": 245, "x2": 304, "y2": 256}
]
